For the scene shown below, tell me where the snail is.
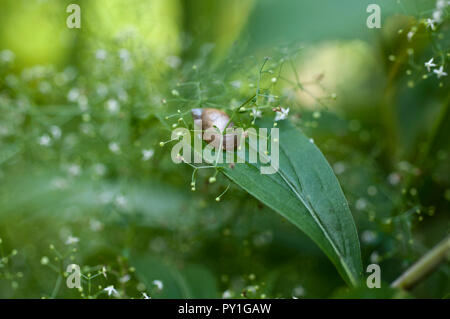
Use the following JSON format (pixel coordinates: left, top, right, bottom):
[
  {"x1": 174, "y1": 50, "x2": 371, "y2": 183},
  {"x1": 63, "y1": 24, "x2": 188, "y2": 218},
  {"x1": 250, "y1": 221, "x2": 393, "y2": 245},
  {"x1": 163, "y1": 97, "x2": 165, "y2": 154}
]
[{"x1": 191, "y1": 108, "x2": 241, "y2": 151}]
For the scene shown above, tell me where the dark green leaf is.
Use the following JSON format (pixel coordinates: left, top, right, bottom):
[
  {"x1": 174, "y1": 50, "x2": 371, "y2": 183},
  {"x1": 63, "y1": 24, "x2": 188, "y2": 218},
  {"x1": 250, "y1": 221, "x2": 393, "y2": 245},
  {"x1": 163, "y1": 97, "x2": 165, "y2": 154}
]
[{"x1": 221, "y1": 119, "x2": 363, "y2": 286}]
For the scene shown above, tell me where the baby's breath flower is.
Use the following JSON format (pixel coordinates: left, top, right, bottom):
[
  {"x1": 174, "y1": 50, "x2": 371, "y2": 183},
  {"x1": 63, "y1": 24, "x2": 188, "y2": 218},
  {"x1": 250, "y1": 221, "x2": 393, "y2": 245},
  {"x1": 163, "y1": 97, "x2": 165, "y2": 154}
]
[
  {"x1": 106, "y1": 99, "x2": 120, "y2": 114},
  {"x1": 67, "y1": 164, "x2": 81, "y2": 176},
  {"x1": 274, "y1": 107, "x2": 289, "y2": 121},
  {"x1": 38, "y1": 135, "x2": 51, "y2": 146},
  {"x1": 50, "y1": 126, "x2": 61, "y2": 139},
  {"x1": 370, "y1": 251, "x2": 380, "y2": 263},
  {"x1": 93, "y1": 163, "x2": 106, "y2": 176},
  {"x1": 425, "y1": 18, "x2": 436, "y2": 30},
  {"x1": 142, "y1": 292, "x2": 151, "y2": 299},
  {"x1": 152, "y1": 280, "x2": 163, "y2": 290},
  {"x1": 424, "y1": 58, "x2": 437, "y2": 72},
  {"x1": 114, "y1": 194, "x2": 127, "y2": 208},
  {"x1": 142, "y1": 149, "x2": 155, "y2": 161},
  {"x1": 109, "y1": 142, "x2": 120, "y2": 154},
  {"x1": 67, "y1": 88, "x2": 80, "y2": 102},
  {"x1": 355, "y1": 198, "x2": 368, "y2": 211},
  {"x1": 0, "y1": 49, "x2": 15, "y2": 63},
  {"x1": 101, "y1": 266, "x2": 107, "y2": 278},
  {"x1": 165, "y1": 56, "x2": 181, "y2": 69},
  {"x1": 104, "y1": 285, "x2": 118, "y2": 297},
  {"x1": 65, "y1": 236, "x2": 79, "y2": 245},
  {"x1": 90, "y1": 219, "x2": 103, "y2": 232},
  {"x1": 292, "y1": 285, "x2": 305, "y2": 297},
  {"x1": 230, "y1": 80, "x2": 242, "y2": 89},
  {"x1": 436, "y1": 0, "x2": 448, "y2": 10},
  {"x1": 361, "y1": 230, "x2": 377, "y2": 244},
  {"x1": 433, "y1": 66, "x2": 447, "y2": 78},
  {"x1": 432, "y1": 9, "x2": 443, "y2": 23},
  {"x1": 118, "y1": 49, "x2": 130, "y2": 61},
  {"x1": 251, "y1": 108, "x2": 262, "y2": 118},
  {"x1": 120, "y1": 274, "x2": 131, "y2": 283},
  {"x1": 95, "y1": 49, "x2": 107, "y2": 61}
]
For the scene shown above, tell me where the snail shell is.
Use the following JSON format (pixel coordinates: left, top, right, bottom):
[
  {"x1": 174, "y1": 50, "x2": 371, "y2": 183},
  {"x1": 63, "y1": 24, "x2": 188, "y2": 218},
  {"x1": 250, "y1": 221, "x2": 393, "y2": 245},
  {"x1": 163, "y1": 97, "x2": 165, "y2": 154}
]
[{"x1": 191, "y1": 108, "x2": 240, "y2": 151}]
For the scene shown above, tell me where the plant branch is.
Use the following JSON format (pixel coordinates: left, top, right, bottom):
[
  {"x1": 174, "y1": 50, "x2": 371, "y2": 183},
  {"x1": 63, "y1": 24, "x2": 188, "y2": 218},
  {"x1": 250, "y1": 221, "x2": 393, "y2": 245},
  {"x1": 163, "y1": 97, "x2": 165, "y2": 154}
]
[{"x1": 391, "y1": 235, "x2": 450, "y2": 290}]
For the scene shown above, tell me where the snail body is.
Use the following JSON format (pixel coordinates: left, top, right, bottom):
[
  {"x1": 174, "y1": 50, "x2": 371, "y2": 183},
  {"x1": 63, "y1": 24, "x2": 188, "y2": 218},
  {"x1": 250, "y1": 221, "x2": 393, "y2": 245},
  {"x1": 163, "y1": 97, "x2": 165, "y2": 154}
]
[{"x1": 191, "y1": 108, "x2": 240, "y2": 151}]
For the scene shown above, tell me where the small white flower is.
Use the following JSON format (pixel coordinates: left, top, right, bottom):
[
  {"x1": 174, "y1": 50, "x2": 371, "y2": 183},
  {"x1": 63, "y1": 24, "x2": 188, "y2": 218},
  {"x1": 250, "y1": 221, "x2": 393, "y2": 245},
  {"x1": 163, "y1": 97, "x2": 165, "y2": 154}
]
[
  {"x1": 355, "y1": 198, "x2": 367, "y2": 211},
  {"x1": 333, "y1": 162, "x2": 346, "y2": 175},
  {"x1": 93, "y1": 163, "x2": 106, "y2": 176},
  {"x1": 142, "y1": 292, "x2": 151, "y2": 299},
  {"x1": 407, "y1": 31, "x2": 415, "y2": 41},
  {"x1": 171, "y1": 89, "x2": 179, "y2": 96},
  {"x1": 97, "y1": 84, "x2": 108, "y2": 97},
  {"x1": 67, "y1": 88, "x2": 80, "y2": 102},
  {"x1": 119, "y1": 274, "x2": 131, "y2": 283},
  {"x1": 51, "y1": 178, "x2": 68, "y2": 190},
  {"x1": 292, "y1": 285, "x2": 305, "y2": 297},
  {"x1": 68, "y1": 164, "x2": 81, "y2": 176},
  {"x1": 251, "y1": 108, "x2": 262, "y2": 118},
  {"x1": 109, "y1": 142, "x2": 120, "y2": 154},
  {"x1": 433, "y1": 9, "x2": 443, "y2": 23},
  {"x1": 165, "y1": 56, "x2": 181, "y2": 69},
  {"x1": 95, "y1": 49, "x2": 107, "y2": 60},
  {"x1": 65, "y1": 236, "x2": 79, "y2": 245},
  {"x1": 118, "y1": 49, "x2": 130, "y2": 61},
  {"x1": 106, "y1": 99, "x2": 120, "y2": 114},
  {"x1": 39, "y1": 135, "x2": 51, "y2": 146},
  {"x1": 101, "y1": 266, "x2": 107, "y2": 278},
  {"x1": 50, "y1": 126, "x2": 61, "y2": 139},
  {"x1": 246, "y1": 285, "x2": 257, "y2": 293},
  {"x1": 142, "y1": 149, "x2": 154, "y2": 161},
  {"x1": 104, "y1": 285, "x2": 118, "y2": 297},
  {"x1": 361, "y1": 230, "x2": 377, "y2": 244},
  {"x1": 152, "y1": 280, "x2": 163, "y2": 290},
  {"x1": 99, "y1": 191, "x2": 114, "y2": 204},
  {"x1": 388, "y1": 172, "x2": 401, "y2": 186},
  {"x1": 370, "y1": 251, "x2": 380, "y2": 263},
  {"x1": 222, "y1": 290, "x2": 232, "y2": 299},
  {"x1": 274, "y1": 107, "x2": 289, "y2": 121},
  {"x1": 424, "y1": 58, "x2": 437, "y2": 72},
  {"x1": 425, "y1": 18, "x2": 436, "y2": 30},
  {"x1": 436, "y1": 0, "x2": 448, "y2": 10},
  {"x1": 90, "y1": 219, "x2": 104, "y2": 232},
  {"x1": 433, "y1": 65, "x2": 447, "y2": 78},
  {"x1": 0, "y1": 50, "x2": 15, "y2": 63},
  {"x1": 230, "y1": 80, "x2": 242, "y2": 89},
  {"x1": 114, "y1": 194, "x2": 127, "y2": 208}
]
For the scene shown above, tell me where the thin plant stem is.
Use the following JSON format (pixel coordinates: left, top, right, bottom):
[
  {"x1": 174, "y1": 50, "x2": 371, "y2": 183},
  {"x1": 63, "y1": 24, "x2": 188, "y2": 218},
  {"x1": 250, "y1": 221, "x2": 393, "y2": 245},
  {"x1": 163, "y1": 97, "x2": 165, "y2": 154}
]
[{"x1": 391, "y1": 235, "x2": 450, "y2": 290}]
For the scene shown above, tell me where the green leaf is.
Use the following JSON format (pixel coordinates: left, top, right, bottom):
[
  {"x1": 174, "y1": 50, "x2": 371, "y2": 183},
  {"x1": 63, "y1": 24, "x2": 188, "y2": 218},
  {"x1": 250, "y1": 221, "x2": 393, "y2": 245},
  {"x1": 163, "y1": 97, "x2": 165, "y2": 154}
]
[
  {"x1": 131, "y1": 255, "x2": 219, "y2": 298},
  {"x1": 221, "y1": 119, "x2": 363, "y2": 286}
]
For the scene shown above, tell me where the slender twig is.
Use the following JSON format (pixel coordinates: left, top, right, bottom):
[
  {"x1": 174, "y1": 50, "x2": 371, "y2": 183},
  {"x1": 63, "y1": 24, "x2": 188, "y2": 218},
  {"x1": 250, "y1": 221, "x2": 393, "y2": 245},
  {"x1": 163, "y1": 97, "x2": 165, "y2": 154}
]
[{"x1": 391, "y1": 235, "x2": 450, "y2": 290}]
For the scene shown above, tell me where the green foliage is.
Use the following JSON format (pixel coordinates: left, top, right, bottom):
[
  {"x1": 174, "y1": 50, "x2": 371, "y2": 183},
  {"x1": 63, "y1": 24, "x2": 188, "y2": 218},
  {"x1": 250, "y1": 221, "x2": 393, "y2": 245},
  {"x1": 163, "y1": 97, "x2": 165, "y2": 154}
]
[
  {"x1": 222, "y1": 119, "x2": 362, "y2": 286},
  {"x1": 0, "y1": 0, "x2": 449, "y2": 299}
]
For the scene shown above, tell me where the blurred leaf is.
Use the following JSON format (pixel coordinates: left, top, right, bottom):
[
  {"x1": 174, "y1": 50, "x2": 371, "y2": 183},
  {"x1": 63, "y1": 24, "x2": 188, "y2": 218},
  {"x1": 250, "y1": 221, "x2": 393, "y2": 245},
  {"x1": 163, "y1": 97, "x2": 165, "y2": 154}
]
[
  {"x1": 131, "y1": 255, "x2": 219, "y2": 298},
  {"x1": 222, "y1": 119, "x2": 363, "y2": 286}
]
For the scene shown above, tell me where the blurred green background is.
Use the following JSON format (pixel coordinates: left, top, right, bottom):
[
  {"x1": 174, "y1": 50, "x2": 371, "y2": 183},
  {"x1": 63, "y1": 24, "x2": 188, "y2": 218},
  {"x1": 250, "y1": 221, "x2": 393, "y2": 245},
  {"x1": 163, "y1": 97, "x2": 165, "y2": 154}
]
[{"x1": 0, "y1": 0, "x2": 448, "y2": 298}]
